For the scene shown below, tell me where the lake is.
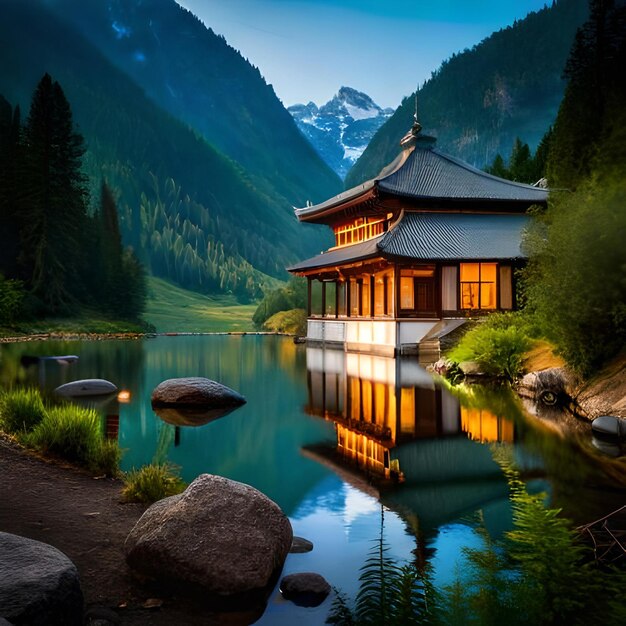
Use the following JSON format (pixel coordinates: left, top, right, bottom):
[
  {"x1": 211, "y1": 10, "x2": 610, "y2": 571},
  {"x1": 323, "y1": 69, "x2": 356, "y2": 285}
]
[{"x1": 1, "y1": 335, "x2": 623, "y2": 624}]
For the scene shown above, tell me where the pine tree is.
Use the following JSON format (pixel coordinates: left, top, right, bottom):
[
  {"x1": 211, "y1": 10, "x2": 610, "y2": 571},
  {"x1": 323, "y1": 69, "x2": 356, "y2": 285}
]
[
  {"x1": 20, "y1": 74, "x2": 88, "y2": 313},
  {"x1": 0, "y1": 97, "x2": 23, "y2": 277}
]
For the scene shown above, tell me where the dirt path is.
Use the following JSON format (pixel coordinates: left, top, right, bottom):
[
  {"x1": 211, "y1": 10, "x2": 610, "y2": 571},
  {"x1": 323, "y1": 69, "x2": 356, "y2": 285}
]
[{"x1": 0, "y1": 438, "x2": 260, "y2": 625}]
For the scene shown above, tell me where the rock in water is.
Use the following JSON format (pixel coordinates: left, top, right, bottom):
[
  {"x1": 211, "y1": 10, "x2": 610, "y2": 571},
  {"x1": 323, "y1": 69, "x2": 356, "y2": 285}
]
[
  {"x1": 124, "y1": 474, "x2": 292, "y2": 596},
  {"x1": 279, "y1": 572, "x2": 331, "y2": 607},
  {"x1": 592, "y1": 415, "x2": 626, "y2": 439},
  {"x1": 0, "y1": 532, "x2": 83, "y2": 625},
  {"x1": 151, "y1": 377, "x2": 246, "y2": 409}
]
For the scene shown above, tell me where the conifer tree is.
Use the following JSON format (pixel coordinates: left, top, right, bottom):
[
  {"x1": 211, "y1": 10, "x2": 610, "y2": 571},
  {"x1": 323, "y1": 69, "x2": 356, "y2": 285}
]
[{"x1": 20, "y1": 73, "x2": 88, "y2": 312}]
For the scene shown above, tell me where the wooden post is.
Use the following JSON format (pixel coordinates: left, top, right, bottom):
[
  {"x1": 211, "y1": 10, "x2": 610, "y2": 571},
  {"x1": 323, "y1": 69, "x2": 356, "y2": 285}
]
[
  {"x1": 383, "y1": 276, "x2": 388, "y2": 316},
  {"x1": 307, "y1": 277, "x2": 312, "y2": 317},
  {"x1": 335, "y1": 280, "x2": 339, "y2": 318},
  {"x1": 321, "y1": 281, "x2": 327, "y2": 318}
]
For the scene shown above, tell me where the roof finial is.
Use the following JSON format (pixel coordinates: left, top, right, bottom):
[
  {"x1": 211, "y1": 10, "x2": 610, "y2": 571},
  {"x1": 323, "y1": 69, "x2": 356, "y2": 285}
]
[{"x1": 412, "y1": 88, "x2": 422, "y2": 135}]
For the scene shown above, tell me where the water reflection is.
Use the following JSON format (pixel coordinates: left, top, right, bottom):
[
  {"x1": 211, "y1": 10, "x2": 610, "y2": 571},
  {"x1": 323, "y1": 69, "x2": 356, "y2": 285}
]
[{"x1": 304, "y1": 348, "x2": 513, "y2": 485}]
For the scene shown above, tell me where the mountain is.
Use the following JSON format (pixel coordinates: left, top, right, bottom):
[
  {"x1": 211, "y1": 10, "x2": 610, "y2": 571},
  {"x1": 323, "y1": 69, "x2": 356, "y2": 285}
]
[
  {"x1": 0, "y1": 0, "x2": 335, "y2": 300},
  {"x1": 45, "y1": 0, "x2": 341, "y2": 211},
  {"x1": 289, "y1": 87, "x2": 394, "y2": 179},
  {"x1": 345, "y1": 0, "x2": 589, "y2": 188}
]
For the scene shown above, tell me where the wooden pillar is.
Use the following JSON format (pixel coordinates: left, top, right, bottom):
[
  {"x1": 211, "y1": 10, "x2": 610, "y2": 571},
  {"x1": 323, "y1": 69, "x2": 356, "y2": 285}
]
[
  {"x1": 307, "y1": 277, "x2": 312, "y2": 317},
  {"x1": 335, "y1": 280, "x2": 340, "y2": 318},
  {"x1": 383, "y1": 276, "x2": 388, "y2": 316},
  {"x1": 370, "y1": 276, "x2": 375, "y2": 317},
  {"x1": 321, "y1": 281, "x2": 327, "y2": 317},
  {"x1": 347, "y1": 279, "x2": 351, "y2": 318}
]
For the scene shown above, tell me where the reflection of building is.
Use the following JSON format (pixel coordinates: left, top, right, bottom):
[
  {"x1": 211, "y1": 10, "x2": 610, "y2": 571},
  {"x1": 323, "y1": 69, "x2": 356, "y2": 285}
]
[
  {"x1": 288, "y1": 120, "x2": 547, "y2": 356},
  {"x1": 305, "y1": 348, "x2": 513, "y2": 481}
]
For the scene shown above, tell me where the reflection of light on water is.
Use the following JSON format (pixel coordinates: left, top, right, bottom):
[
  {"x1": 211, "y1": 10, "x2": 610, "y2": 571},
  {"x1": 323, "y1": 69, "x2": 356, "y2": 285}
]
[{"x1": 342, "y1": 485, "x2": 381, "y2": 528}]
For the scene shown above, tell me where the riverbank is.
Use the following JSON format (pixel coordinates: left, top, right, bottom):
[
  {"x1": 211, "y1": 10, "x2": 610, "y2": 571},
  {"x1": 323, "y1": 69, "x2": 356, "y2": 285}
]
[{"x1": 0, "y1": 436, "x2": 265, "y2": 625}]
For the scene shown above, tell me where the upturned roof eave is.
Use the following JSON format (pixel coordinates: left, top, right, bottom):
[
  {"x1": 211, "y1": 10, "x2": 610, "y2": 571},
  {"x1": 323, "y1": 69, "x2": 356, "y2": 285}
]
[
  {"x1": 293, "y1": 150, "x2": 411, "y2": 223},
  {"x1": 293, "y1": 182, "x2": 377, "y2": 223}
]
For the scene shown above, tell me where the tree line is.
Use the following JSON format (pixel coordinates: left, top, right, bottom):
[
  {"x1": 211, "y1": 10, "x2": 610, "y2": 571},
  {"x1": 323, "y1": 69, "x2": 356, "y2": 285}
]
[{"x1": 0, "y1": 73, "x2": 145, "y2": 324}]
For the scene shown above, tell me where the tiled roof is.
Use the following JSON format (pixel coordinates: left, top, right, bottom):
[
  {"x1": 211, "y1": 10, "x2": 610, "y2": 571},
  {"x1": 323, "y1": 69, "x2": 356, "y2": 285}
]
[
  {"x1": 293, "y1": 135, "x2": 548, "y2": 223},
  {"x1": 378, "y1": 147, "x2": 548, "y2": 203},
  {"x1": 287, "y1": 235, "x2": 383, "y2": 272},
  {"x1": 288, "y1": 212, "x2": 531, "y2": 272},
  {"x1": 378, "y1": 212, "x2": 531, "y2": 260}
]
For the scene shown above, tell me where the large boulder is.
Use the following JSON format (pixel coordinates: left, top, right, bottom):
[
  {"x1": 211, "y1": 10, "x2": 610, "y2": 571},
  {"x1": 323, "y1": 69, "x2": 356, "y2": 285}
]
[
  {"x1": 0, "y1": 532, "x2": 83, "y2": 625},
  {"x1": 124, "y1": 474, "x2": 292, "y2": 597},
  {"x1": 151, "y1": 377, "x2": 246, "y2": 410}
]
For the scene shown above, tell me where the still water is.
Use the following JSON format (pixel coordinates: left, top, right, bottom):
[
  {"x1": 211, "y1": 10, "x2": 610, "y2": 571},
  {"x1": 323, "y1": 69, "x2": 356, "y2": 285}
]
[{"x1": 0, "y1": 335, "x2": 623, "y2": 624}]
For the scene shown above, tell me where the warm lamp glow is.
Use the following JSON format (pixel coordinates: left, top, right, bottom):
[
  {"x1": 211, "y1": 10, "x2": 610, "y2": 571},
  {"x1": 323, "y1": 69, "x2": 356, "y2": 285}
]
[{"x1": 117, "y1": 390, "x2": 131, "y2": 403}]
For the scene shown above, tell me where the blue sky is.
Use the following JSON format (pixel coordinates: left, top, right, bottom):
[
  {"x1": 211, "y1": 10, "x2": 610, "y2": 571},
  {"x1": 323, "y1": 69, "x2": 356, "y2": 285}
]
[{"x1": 176, "y1": 0, "x2": 551, "y2": 109}]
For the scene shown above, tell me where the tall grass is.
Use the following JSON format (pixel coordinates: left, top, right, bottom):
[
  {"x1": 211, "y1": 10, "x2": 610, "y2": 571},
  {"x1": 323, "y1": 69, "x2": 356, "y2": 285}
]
[
  {"x1": 0, "y1": 387, "x2": 46, "y2": 434},
  {"x1": 122, "y1": 463, "x2": 187, "y2": 503},
  {"x1": 27, "y1": 404, "x2": 103, "y2": 463}
]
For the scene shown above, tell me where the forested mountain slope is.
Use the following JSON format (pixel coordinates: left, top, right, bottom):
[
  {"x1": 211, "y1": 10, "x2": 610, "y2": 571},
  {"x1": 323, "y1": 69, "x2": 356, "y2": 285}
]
[
  {"x1": 0, "y1": 1, "x2": 332, "y2": 300},
  {"x1": 346, "y1": 0, "x2": 588, "y2": 188},
  {"x1": 47, "y1": 0, "x2": 341, "y2": 209}
]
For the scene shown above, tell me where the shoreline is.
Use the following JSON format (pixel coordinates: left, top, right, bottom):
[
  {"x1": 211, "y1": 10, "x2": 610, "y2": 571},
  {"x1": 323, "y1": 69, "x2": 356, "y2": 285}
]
[{"x1": 0, "y1": 331, "x2": 294, "y2": 344}]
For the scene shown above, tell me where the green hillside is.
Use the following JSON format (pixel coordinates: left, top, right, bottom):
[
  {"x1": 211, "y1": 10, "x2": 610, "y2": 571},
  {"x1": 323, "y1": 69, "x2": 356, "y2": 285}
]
[
  {"x1": 346, "y1": 0, "x2": 588, "y2": 187},
  {"x1": 0, "y1": 1, "x2": 335, "y2": 301},
  {"x1": 49, "y1": 0, "x2": 342, "y2": 210},
  {"x1": 144, "y1": 277, "x2": 257, "y2": 332}
]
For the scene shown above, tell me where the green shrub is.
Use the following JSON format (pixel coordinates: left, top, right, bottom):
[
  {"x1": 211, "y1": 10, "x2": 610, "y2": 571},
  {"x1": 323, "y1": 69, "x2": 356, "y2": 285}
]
[
  {"x1": 0, "y1": 275, "x2": 25, "y2": 325},
  {"x1": 90, "y1": 438, "x2": 122, "y2": 477},
  {"x1": 263, "y1": 308, "x2": 307, "y2": 335},
  {"x1": 448, "y1": 314, "x2": 534, "y2": 381},
  {"x1": 0, "y1": 388, "x2": 46, "y2": 434},
  {"x1": 523, "y1": 180, "x2": 626, "y2": 375},
  {"x1": 122, "y1": 463, "x2": 186, "y2": 503},
  {"x1": 253, "y1": 277, "x2": 306, "y2": 327},
  {"x1": 27, "y1": 404, "x2": 103, "y2": 465}
]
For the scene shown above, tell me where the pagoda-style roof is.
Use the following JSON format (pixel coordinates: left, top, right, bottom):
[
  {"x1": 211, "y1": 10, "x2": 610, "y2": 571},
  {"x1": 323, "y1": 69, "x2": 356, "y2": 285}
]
[
  {"x1": 287, "y1": 234, "x2": 383, "y2": 272},
  {"x1": 378, "y1": 212, "x2": 530, "y2": 261},
  {"x1": 294, "y1": 133, "x2": 548, "y2": 224},
  {"x1": 288, "y1": 212, "x2": 530, "y2": 274}
]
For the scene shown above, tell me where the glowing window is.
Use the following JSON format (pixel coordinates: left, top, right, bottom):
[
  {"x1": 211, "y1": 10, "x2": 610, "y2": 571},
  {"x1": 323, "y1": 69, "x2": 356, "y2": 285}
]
[{"x1": 460, "y1": 263, "x2": 497, "y2": 310}]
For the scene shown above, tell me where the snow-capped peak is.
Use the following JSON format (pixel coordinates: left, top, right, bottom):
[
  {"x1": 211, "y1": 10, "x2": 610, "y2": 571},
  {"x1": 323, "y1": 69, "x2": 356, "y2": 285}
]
[{"x1": 288, "y1": 87, "x2": 394, "y2": 180}]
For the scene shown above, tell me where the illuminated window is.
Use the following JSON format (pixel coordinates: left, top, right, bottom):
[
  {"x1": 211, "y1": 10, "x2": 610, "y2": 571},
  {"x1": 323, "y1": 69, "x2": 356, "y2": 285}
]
[
  {"x1": 399, "y1": 267, "x2": 435, "y2": 311},
  {"x1": 334, "y1": 217, "x2": 387, "y2": 247},
  {"x1": 460, "y1": 263, "x2": 497, "y2": 310},
  {"x1": 400, "y1": 276, "x2": 414, "y2": 309}
]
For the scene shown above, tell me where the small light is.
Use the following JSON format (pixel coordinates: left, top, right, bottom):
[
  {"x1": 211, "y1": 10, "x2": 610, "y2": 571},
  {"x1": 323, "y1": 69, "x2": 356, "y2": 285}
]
[{"x1": 117, "y1": 390, "x2": 131, "y2": 403}]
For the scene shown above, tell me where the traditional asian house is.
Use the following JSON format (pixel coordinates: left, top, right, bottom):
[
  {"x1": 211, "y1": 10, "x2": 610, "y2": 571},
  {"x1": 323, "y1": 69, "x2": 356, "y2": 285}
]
[{"x1": 288, "y1": 120, "x2": 548, "y2": 356}]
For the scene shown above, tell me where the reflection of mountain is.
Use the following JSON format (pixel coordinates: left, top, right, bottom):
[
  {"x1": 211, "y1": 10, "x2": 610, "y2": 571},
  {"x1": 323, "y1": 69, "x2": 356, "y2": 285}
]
[{"x1": 303, "y1": 348, "x2": 519, "y2": 533}]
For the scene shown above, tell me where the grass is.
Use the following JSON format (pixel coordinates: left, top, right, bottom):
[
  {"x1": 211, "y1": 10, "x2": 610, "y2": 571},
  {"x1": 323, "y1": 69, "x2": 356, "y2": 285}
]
[
  {"x1": 0, "y1": 388, "x2": 121, "y2": 477},
  {"x1": 0, "y1": 310, "x2": 151, "y2": 338},
  {"x1": 27, "y1": 404, "x2": 105, "y2": 465},
  {"x1": 144, "y1": 277, "x2": 257, "y2": 333},
  {"x1": 122, "y1": 463, "x2": 187, "y2": 503},
  {"x1": 0, "y1": 387, "x2": 46, "y2": 434}
]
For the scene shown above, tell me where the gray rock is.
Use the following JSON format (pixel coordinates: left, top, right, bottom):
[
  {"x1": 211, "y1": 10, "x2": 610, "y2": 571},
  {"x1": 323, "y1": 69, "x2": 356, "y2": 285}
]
[
  {"x1": 0, "y1": 532, "x2": 83, "y2": 626},
  {"x1": 518, "y1": 368, "x2": 576, "y2": 406},
  {"x1": 124, "y1": 474, "x2": 292, "y2": 596},
  {"x1": 151, "y1": 377, "x2": 246, "y2": 409},
  {"x1": 458, "y1": 360, "x2": 483, "y2": 376},
  {"x1": 592, "y1": 415, "x2": 626, "y2": 439},
  {"x1": 290, "y1": 536, "x2": 314, "y2": 553},
  {"x1": 279, "y1": 572, "x2": 331, "y2": 607}
]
